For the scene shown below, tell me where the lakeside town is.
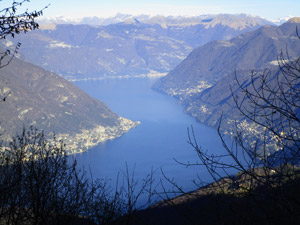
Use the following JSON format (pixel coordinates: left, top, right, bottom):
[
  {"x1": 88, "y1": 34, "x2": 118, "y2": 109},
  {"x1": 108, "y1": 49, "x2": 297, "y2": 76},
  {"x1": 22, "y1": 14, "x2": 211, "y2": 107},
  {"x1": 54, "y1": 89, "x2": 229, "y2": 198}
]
[{"x1": 56, "y1": 117, "x2": 140, "y2": 154}]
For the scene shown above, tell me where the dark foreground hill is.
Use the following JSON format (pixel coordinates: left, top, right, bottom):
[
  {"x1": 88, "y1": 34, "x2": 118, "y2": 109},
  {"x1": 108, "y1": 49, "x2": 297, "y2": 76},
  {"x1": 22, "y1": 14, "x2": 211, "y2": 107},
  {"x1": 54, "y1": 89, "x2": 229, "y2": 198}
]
[
  {"x1": 0, "y1": 57, "x2": 138, "y2": 153},
  {"x1": 127, "y1": 170, "x2": 300, "y2": 225}
]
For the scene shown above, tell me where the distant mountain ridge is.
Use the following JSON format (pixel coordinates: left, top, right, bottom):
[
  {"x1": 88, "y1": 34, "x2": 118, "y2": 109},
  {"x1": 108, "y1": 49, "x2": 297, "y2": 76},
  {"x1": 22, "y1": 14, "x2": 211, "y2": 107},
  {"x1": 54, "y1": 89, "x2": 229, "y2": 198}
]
[
  {"x1": 2, "y1": 14, "x2": 272, "y2": 80},
  {"x1": 0, "y1": 57, "x2": 139, "y2": 153},
  {"x1": 38, "y1": 13, "x2": 273, "y2": 27},
  {"x1": 154, "y1": 18, "x2": 300, "y2": 94}
]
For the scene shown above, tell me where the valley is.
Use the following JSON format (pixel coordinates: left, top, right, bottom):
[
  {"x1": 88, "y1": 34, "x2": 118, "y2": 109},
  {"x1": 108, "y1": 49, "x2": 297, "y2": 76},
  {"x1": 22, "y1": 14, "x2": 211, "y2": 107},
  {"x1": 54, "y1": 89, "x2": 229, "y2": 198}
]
[
  {"x1": 1, "y1": 14, "x2": 298, "y2": 160},
  {"x1": 2, "y1": 14, "x2": 272, "y2": 80},
  {"x1": 1, "y1": 13, "x2": 299, "y2": 169},
  {"x1": 1, "y1": 0, "x2": 300, "y2": 222},
  {"x1": 0, "y1": 14, "x2": 279, "y2": 154}
]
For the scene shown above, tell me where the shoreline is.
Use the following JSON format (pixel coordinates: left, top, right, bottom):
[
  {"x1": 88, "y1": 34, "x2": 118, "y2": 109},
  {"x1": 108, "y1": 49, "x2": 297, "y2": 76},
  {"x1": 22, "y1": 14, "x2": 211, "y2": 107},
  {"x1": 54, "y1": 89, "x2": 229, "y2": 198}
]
[{"x1": 56, "y1": 117, "x2": 141, "y2": 154}]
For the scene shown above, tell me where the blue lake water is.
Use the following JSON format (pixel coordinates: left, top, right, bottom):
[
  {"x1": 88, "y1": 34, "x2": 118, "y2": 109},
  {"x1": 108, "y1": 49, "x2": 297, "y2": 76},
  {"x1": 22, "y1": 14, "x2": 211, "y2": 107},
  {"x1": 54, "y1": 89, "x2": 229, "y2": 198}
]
[{"x1": 73, "y1": 77, "x2": 225, "y2": 199}]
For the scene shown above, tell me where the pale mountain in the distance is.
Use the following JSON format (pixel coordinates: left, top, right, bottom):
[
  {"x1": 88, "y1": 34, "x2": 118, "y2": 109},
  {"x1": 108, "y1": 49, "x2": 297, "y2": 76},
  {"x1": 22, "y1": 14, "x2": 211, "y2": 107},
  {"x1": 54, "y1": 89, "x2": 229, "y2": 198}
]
[
  {"x1": 269, "y1": 15, "x2": 296, "y2": 25},
  {"x1": 37, "y1": 13, "x2": 288, "y2": 26},
  {"x1": 5, "y1": 14, "x2": 273, "y2": 80},
  {"x1": 37, "y1": 13, "x2": 145, "y2": 26}
]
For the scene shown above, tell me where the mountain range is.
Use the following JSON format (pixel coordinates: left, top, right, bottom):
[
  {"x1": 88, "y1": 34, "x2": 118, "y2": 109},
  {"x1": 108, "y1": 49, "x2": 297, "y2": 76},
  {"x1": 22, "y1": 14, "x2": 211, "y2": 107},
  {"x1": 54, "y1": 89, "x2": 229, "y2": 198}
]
[
  {"x1": 1, "y1": 15, "x2": 297, "y2": 154},
  {"x1": 2, "y1": 14, "x2": 272, "y2": 80},
  {"x1": 37, "y1": 13, "x2": 290, "y2": 26},
  {"x1": 153, "y1": 18, "x2": 300, "y2": 148}
]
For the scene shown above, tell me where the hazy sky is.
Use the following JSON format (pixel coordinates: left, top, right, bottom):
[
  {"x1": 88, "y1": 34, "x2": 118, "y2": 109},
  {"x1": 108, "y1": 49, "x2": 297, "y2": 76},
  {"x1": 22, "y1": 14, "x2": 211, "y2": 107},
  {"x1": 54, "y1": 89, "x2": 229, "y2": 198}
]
[{"x1": 17, "y1": 0, "x2": 300, "y2": 20}]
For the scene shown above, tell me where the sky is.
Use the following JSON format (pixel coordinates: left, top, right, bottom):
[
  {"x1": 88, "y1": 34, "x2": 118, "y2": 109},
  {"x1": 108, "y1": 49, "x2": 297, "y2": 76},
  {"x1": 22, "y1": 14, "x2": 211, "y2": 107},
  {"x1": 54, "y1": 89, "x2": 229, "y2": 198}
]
[{"x1": 13, "y1": 0, "x2": 300, "y2": 20}]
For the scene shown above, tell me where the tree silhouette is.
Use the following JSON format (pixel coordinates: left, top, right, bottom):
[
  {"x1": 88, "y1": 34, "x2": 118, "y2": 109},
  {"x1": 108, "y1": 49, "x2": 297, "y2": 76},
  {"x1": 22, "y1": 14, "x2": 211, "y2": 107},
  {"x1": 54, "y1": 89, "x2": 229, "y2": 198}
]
[
  {"x1": 0, "y1": 0, "x2": 47, "y2": 104},
  {"x1": 149, "y1": 29, "x2": 300, "y2": 225},
  {"x1": 0, "y1": 0, "x2": 47, "y2": 68},
  {"x1": 0, "y1": 127, "x2": 156, "y2": 225},
  {"x1": 179, "y1": 31, "x2": 300, "y2": 223}
]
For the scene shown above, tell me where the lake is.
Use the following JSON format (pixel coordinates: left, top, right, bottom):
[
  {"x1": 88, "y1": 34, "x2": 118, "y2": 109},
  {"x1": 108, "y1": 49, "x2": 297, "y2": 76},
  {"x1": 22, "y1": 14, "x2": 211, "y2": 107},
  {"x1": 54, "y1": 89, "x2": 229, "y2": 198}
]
[{"x1": 74, "y1": 77, "x2": 225, "y2": 201}]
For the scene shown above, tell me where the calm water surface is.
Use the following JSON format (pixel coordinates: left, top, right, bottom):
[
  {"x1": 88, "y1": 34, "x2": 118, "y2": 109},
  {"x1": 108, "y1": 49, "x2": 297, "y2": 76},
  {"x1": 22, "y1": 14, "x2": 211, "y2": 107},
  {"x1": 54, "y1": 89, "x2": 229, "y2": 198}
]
[{"x1": 74, "y1": 78, "x2": 224, "y2": 195}]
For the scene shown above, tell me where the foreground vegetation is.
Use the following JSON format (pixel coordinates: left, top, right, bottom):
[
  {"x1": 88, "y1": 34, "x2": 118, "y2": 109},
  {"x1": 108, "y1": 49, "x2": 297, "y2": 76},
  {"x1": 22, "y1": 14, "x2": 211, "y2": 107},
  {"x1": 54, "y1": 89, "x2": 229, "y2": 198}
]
[
  {"x1": 1, "y1": 130, "x2": 300, "y2": 225},
  {"x1": 131, "y1": 170, "x2": 300, "y2": 225},
  {"x1": 147, "y1": 29, "x2": 300, "y2": 224},
  {"x1": 0, "y1": 128, "x2": 156, "y2": 225}
]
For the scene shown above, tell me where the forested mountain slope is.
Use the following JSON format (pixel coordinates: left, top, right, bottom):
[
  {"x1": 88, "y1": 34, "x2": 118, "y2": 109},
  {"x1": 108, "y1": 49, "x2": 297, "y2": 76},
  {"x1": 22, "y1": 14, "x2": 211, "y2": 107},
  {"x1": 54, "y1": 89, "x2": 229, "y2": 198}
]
[
  {"x1": 0, "y1": 57, "x2": 138, "y2": 153},
  {"x1": 154, "y1": 18, "x2": 300, "y2": 128}
]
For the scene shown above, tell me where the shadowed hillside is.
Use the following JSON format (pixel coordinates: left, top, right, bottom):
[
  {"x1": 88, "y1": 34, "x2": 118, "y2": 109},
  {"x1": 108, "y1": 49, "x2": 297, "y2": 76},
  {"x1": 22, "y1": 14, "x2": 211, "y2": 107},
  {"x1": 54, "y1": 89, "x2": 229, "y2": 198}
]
[{"x1": 0, "y1": 57, "x2": 139, "y2": 153}]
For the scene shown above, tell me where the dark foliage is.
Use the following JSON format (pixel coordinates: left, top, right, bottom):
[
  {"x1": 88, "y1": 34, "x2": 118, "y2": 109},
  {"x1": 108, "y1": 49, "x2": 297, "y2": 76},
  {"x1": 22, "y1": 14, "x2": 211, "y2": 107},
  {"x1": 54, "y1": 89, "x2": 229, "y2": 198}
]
[
  {"x1": 0, "y1": 128, "x2": 155, "y2": 225},
  {"x1": 127, "y1": 176, "x2": 300, "y2": 225},
  {"x1": 0, "y1": 0, "x2": 47, "y2": 69},
  {"x1": 0, "y1": 0, "x2": 46, "y2": 109}
]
